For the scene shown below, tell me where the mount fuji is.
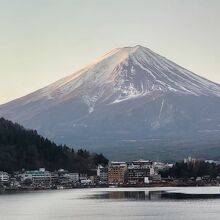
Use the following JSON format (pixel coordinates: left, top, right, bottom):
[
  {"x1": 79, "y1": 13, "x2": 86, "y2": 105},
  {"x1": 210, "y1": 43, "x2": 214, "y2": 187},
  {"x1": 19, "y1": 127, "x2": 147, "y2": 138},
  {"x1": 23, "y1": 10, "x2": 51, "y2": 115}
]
[{"x1": 1, "y1": 45, "x2": 220, "y2": 160}]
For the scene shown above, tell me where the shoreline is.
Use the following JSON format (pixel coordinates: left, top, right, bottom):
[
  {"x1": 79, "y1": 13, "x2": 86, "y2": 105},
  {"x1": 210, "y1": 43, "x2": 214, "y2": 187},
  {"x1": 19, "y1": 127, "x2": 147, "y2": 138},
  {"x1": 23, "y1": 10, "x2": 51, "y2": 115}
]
[{"x1": 1, "y1": 183, "x2": 219, "y2": 195}]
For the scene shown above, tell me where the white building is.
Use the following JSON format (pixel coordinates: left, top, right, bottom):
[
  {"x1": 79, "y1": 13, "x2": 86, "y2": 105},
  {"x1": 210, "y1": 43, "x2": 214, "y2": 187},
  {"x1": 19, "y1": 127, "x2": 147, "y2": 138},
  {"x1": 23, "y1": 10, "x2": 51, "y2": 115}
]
[
  {"x1": 153, "y1": 162, "x2": 173, "y2": 171},
  {"x1": 63, "y1": 173, "x2": 79, "y2": 183},
  {"x1": 97, "y1": 165, "x2": 108, "y2": 183},
  {"x1": 19, "y1": 168, "x2": 52, "y2": 185},
  {"x1": 0, "y1": 172, "x2": 9, "y2": 182}
]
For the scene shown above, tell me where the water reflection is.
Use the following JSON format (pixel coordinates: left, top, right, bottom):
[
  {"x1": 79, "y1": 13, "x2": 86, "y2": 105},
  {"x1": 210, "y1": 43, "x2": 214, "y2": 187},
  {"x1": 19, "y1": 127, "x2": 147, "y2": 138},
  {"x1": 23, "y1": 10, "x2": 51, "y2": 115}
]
[
  {"x1": 87, "y1": 190, "x2": 220, "y2": 201},
  {"x1": 88, "y1": 191, "x2": 162, "y2": 200}
]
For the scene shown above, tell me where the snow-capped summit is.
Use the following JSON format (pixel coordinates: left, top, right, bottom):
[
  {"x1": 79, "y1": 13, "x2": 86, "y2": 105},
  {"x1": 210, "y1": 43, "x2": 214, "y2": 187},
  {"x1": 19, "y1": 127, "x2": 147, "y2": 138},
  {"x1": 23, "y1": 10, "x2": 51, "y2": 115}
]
[
  {"x1": 21, "y1": 45, "x2": 220, "y2": 108},
  {"x1": 1, "y1": 45, "x2": 220, "y2": 160}
]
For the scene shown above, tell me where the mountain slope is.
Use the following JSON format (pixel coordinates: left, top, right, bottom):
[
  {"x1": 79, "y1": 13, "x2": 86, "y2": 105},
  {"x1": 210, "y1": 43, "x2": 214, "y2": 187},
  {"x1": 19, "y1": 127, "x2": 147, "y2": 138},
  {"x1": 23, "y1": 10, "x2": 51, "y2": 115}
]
[{"x1": 1, "y1": 45, "x2": 220, "y2": 160}]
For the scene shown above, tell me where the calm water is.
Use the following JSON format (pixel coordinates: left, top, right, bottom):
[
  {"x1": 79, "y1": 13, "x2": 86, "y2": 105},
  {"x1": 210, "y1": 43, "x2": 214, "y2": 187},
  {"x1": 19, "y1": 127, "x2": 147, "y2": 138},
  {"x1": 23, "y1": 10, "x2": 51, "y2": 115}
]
[{"x1": 1, "y1": 187, "x2": 220, "y2": 220}]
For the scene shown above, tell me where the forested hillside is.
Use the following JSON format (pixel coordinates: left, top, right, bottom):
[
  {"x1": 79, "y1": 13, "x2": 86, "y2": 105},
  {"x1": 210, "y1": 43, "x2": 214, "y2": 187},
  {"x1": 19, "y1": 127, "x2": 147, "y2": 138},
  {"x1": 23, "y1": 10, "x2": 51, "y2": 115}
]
[{"x1": 0, "y1": 118, "x2": 108, "y2": 173}]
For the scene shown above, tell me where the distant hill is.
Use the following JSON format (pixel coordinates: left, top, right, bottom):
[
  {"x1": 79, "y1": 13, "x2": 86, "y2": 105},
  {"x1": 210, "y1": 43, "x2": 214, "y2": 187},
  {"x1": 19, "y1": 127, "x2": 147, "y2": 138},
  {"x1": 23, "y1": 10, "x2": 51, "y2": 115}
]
[{"x1": 0, "y1": 118, "x2": 108, "y2": 173}]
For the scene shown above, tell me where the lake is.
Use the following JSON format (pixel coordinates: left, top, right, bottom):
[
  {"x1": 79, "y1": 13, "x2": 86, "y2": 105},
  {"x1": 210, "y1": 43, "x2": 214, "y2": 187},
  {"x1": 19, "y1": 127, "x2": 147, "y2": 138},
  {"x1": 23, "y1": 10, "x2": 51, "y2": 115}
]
[{"x1": 1, "y1": 187, "x2": 220, "y2": 220}]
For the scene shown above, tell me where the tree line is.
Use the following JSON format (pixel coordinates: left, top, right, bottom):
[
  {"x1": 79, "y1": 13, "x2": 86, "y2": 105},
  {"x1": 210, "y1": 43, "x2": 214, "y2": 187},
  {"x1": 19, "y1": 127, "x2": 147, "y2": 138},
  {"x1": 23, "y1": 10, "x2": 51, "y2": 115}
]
[{"x1": 161, "y1": 161, "x2": 220, "y2": 178}]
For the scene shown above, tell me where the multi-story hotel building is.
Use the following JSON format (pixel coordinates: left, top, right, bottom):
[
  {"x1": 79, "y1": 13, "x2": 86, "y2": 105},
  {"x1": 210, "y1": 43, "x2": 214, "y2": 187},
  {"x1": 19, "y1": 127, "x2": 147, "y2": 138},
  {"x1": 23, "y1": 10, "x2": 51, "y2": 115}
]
[
  {"x1": 126, "y1": 160, "x2": 155, "y2": 184},
  {"x1": 108, "y1": 162, "x2": 127, "y2": 185}
]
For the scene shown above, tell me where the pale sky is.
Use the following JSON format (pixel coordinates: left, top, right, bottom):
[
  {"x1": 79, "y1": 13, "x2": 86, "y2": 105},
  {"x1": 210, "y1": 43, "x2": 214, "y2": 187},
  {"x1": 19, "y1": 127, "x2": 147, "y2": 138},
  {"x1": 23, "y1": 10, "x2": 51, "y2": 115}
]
[{"x1": 0, "y1": 0, "x2": 219, "y2": 104}]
